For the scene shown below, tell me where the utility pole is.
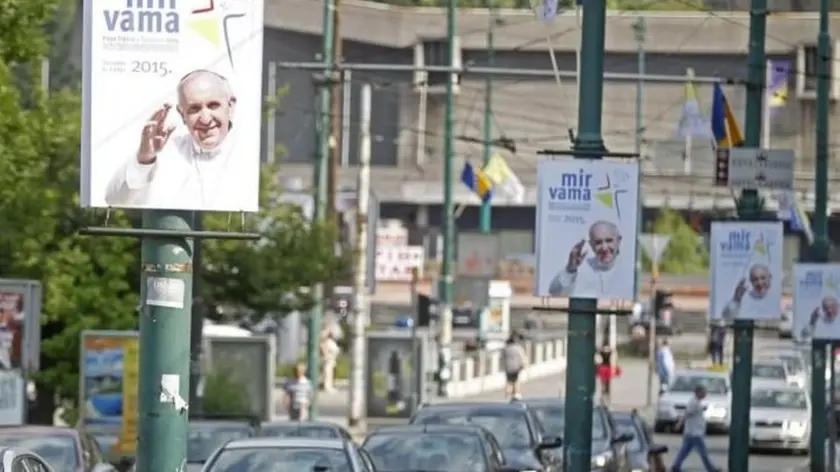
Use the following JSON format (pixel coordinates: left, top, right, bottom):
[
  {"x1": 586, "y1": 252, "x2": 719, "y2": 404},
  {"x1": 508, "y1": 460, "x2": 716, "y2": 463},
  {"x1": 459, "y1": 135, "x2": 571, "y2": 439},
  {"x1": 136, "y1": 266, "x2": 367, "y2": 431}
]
[
  {"x1": 348, "y1": 83, "x2": 371, "y2": 429},
  {"x1": 728, "y1": 0, "x2": 766, "y2": 468},
  {"x1": 563, "y1": 0, "x2": 608, "y2": 470},
  {"x1": 437, "y1": 0, "x2": 457, "y2": 397},
  {"x1": 480, "y1": 0, "x2": 496, "y2": 233},
  {"x1": 309, "y1": 0, "x2": 336, "y2": 419},
  {"x1": 328, "y1": 0, "x2": 343, "y2": 221},
  {"x1": 632, "y1": 16, "x2": 645, "y2": 305},
  {"x1": 810, "y1": 0, "x2": 833, "y2": 467}
]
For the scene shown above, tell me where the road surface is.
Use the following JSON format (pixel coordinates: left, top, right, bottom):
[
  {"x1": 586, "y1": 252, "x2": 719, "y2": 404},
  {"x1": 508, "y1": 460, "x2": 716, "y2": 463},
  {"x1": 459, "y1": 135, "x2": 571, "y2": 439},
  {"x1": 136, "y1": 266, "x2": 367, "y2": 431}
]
[{"x1": 296, "y1": 335, "x2": 809, "y2": 471}]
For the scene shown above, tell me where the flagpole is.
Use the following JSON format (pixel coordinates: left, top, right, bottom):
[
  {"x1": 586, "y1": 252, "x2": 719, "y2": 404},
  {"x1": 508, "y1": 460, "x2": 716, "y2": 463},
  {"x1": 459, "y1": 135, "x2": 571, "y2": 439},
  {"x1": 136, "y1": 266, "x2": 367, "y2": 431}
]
[
  {"x1": 683, "y1": 68, "x2": 694, "y2": 175},
  {"x1": 761, "y1": 59, "x2": 771, "y2": 149}
]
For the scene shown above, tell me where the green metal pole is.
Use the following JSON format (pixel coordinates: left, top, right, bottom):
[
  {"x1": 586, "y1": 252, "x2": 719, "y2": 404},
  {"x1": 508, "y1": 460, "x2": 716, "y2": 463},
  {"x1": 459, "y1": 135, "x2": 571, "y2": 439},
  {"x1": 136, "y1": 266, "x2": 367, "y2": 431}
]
[
  {"x1": 479, "y1": 0, "x2": 495, "y2": 233},
  {"x1": 810, "y1": 0, "x2": 832, "y2": 468},
  {"x1": 563, "y1": 0, "x2": 607, "y2": 469},
  {"x1": 728, "y1": 0, "x2": 766, "y2": 468},
  {"x1": 136, "y1": 211, "x2": 193, "y2": 472},
  {"x1": 437, "y1": 0, "x2": 456, "y2": 397},
  {"x1": 632, "y1": 17, "x2": 645, "y2": 303},
  {"x1": 308, "y1": 0, "x2": 336, "y2": 418}
]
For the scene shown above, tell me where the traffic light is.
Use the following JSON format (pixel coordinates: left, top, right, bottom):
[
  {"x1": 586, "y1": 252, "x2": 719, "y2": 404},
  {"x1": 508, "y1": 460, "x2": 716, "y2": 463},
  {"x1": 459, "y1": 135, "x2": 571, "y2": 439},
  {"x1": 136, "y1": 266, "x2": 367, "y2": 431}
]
[
  {"x1": 416, "y1": 294, "x2": 438, "y2": 327},
  {"x1": 653, "y1": 289, "x2": 674, "y2": 319}
]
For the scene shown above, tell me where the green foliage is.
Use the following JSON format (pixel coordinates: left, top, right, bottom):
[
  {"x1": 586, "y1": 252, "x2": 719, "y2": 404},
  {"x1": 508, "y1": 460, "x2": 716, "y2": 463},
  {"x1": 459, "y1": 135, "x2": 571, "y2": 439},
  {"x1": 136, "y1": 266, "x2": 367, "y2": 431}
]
[
  {"x1": 642, "y1": 208, "x2": 709, "y2": 274},
  {"x1": 201, "y1": 369, "x2": 253, "y2": 415},
  {"x1": 201, "y1": 163, "x2": 353, "y2": 320}
]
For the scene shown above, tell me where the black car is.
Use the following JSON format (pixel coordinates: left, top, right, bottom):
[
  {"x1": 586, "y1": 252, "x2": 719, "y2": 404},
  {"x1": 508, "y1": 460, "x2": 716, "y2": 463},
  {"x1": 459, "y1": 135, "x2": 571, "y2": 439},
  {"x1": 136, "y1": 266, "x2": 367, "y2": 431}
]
[
  {"x1": 186, "y1": 420, "x2": 256, "y2": 471},
  {"x1": 259, "y1": 421, "x2": 354, "y2": 441},
  {"x1": 363, "y1": 424, "x2": 518, "y2": 472},
  {"x1": 409, "y1": 402, "x2": 563, "y2": 472},
  {"x1": 611, "y1": 411, "x2": 669, "y2": 472},
  {"x1": 521, "y1": 398, "x2": 633, "y2": 472}
]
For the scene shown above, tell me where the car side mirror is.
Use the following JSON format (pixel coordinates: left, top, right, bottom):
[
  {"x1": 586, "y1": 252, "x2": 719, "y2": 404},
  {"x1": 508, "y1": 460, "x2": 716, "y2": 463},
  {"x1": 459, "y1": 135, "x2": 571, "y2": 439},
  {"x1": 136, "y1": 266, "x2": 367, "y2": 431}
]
[
  {"x1": 649, "y1": 444, "x2": 668, "y2": 455},
  {"x1": 537, "y1": 436, "x2": 563, "y2": 449},
  {"x1": 611, "y1": 432, "x2": 634, "y2": 444}
]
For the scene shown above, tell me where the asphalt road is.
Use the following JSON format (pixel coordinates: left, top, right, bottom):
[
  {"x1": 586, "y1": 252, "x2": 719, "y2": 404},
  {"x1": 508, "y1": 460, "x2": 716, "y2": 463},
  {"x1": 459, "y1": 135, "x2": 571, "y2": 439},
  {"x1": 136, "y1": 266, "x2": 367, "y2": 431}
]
[{"x1": 299, "y1": 335, "x2": 809, "y2": 471}]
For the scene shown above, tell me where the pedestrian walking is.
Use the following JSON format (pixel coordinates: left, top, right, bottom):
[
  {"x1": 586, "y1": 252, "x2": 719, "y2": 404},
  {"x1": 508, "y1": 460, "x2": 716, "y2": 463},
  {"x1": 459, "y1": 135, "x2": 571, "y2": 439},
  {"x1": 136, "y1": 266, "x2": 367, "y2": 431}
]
[
  {"x1": 656, "y1": 338, "x2": 675, "y2": 394},
  {"x1": 596, "y1": 342, "x2": 620, "y2": 403},
  {"x1": 283, "y1": 363, "x2": 313, "y2": 422},
  {"x1": 320, "y1": 331, "x2": 341, "y2": 392},
  {"x1": 708, "y1": 321, "x2": 726, "y2": 366},
  {"x1": 670, "y1": 385, "x2": 721, "y2": 472},
  {"x1": 502, "y1": 333, "x2": 528, "y2": 400}
]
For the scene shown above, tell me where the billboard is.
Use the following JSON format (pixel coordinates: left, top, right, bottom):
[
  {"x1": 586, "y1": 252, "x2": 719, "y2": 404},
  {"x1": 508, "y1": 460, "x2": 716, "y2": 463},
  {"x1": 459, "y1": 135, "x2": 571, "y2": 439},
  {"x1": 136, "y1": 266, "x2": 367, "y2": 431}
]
[
  {"x1": 80, "y1": 330, "x2": 139, "y2": 457},
  {"x1": 81, "y1": 0, "x2": 265, "y2": 211},
  {"x1": 534, "y1": 159, "x2": 640, "y2": 299},
  {"x1": 0, "y1": 279, "x2": 42, "y2": 372},
  {"x1": 793, "y1": 264, "x2": 840, "y2": 340},
  {"x1": 709, "y1": 222, "x2": 784, "y2": 322}
]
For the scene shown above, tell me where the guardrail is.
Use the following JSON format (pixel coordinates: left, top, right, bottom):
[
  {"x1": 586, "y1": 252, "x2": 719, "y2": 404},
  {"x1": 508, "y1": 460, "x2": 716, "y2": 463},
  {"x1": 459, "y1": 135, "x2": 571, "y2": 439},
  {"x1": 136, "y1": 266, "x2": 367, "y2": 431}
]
[{"x1": 446, "y1": 336, "x2": 567, "y2": 398}]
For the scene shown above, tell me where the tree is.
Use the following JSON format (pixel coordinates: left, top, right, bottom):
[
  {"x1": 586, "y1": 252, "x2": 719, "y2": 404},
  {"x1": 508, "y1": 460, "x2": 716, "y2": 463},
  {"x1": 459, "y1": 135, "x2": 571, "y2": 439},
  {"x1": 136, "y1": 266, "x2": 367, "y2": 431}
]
[
  {"x1": 0, "y1": 0, "x2": 140, "y2": 422},
  {"x1": 370, "y1": 0, "x2": 706, "y2": 9},
  {"x1": 641, "y1": 208, "x2": 709, "y2": 274},
  {"x1": 201, "y1": 163, "x2": 353, "y2": 321}
]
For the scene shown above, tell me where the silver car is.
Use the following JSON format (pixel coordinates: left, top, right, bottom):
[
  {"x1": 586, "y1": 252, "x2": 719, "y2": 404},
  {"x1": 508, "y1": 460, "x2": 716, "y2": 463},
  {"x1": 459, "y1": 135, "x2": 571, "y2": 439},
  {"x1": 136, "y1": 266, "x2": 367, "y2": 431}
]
[
  {"x1": 655, "y1": 369, "x2": 731, "y2": 433},
  {"x1": 752, "y1": 358, "x2": 798, "y2": 388},
  {"x1": 748, "y1": 385, "x2": 810, "y2": 453},
  {"x1": 757, "y1": 348, "x2": 809, "y2": 389}
]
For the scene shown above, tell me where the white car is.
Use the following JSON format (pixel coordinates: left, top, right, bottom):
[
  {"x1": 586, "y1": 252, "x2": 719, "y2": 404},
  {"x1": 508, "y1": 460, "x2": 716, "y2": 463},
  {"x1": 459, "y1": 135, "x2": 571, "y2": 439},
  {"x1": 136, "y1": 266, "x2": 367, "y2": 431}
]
[
  {"x1": 752, "y1": 358, "x2": 799, "y2": 389},
  {"x1": 655, "y1": 369, "x2": 731, "y2": 434},
  {"x1": 757, "y1": 347, "x2": 808, "y2": 389},
  {"x1": 748, "y1": 384, "x2": 811, "y2": 453}
]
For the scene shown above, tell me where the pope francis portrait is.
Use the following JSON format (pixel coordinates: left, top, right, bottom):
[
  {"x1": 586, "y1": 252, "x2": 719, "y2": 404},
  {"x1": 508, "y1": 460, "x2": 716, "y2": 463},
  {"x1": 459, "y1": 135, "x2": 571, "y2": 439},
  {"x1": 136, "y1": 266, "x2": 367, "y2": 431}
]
[
  {"x1": 800, "y1": 296, "x2": 839, "y2": 339},
  {"x1": 719, "y1": 263, "x2": 775, "y2": 321},
  {"x1": 548, "y1": 220, "x2": 626, "y2": 297},
  {"x1": 104, "y1": 69, "x2": 243, "y2": 210}
]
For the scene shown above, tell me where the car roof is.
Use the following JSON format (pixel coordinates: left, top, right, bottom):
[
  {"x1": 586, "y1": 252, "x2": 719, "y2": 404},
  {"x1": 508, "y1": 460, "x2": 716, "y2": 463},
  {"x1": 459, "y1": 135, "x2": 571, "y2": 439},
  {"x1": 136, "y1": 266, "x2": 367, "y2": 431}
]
[
  {"x1": 674, "y1": 369, "x2": 728, "y2": 378},
  {"x1": 416, "y1": 402, "x2": 529, "y2": 413},
  {"x1": 369, "y1": 424, "x2": 486, "y2": 436},
  {"x1": 223, "y1": 437, "x2": 347, "y2": 450},
  {"x1": 261, "y1": 421, "x2": 344, "y2": 429},
  {"x1": 753, "y1": 358, "x2": 786, "y2": 366},
  {"x1": 520, "y1": 397, "x2": 607, "y2": 411},
  {"x1": 752, "y1": 384, "x2": 807, "y2": 393}
]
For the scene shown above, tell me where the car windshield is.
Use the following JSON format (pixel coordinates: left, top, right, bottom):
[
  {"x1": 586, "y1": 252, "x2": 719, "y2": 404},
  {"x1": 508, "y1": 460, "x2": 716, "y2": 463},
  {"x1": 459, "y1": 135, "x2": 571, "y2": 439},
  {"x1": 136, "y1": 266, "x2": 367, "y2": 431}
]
[
  {"x1": 753, "y1": 363, "x2": 786, "y2": 379},
  {"x1": 612, "y1": 418, "x2": 644, "y2": 453},
  {"x1": 670, "y1": 375, "x2": 728, "y2": 395},
  {"x1": 364, "y1": 432, "x2": 489, "y2": 472},
  {"x1": 752, "y1": 389, "x2": 808, "y2": 409},
  {"x1": 778, "y1": 356, "x2": 804, "y2": 374},
  {"x1": 0, "y1": 433, "x2": 78, "y2": 471},
  {"x1": 188, "y1": 423, "x2": 253, "y2": 463},
  {"x1": 205, "y1": 446, "x2": 350, "y2": 472},
  {"x1": 260, "y1": 425, "x2": 340, "y2": 439},
  {"x1": 530, "y1": 405, "x2": 607, "y2": 440},
  {"x1": 412, "y1": 409, "x2": 532, "y2": 449}
]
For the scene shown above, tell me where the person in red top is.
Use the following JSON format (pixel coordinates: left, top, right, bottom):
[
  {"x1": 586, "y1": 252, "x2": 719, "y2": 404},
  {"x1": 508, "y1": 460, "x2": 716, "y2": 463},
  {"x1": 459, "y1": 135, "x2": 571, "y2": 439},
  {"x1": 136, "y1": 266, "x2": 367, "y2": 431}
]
[{"x1": 596, "y1": 343, "x2": 622, "y2": 403}]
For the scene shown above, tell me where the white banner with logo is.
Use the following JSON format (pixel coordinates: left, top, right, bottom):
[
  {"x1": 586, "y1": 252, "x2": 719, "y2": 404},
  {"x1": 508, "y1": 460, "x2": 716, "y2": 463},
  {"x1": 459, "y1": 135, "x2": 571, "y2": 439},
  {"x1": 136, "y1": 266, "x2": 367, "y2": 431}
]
[
  {"x1": 376, "y1": 246, "x2": 424, "y2": 282},
  {"x1": 0, "y1": 370, "x2": 25, "y2": 426}
]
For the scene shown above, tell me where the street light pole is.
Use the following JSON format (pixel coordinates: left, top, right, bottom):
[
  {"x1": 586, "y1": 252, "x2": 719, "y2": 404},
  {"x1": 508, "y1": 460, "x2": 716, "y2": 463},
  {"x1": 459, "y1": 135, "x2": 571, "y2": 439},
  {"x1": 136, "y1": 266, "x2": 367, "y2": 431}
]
[
  {"x1": 437, "y1": 0, "x2": 457, "y2": 397},
  {"x1": 480, "y1": 0, "x2": 496, "y2": 234},
  {"x1": 810, "y1": 0, "x2": 833, "y2": 468},
  {"x1": 728, "y1": 0, "x2": 766, "y2": 468}
]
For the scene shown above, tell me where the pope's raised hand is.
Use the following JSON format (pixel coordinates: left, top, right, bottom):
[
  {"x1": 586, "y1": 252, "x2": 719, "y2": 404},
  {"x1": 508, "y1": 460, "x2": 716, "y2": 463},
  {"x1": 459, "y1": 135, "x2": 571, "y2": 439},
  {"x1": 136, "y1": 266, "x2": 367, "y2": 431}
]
[
  {"x1": 137, "y1": 104, "x2": 176, "y2": 164},
  {"x1": 566, "y1": 239, "x2": 587, "y2": 273}
]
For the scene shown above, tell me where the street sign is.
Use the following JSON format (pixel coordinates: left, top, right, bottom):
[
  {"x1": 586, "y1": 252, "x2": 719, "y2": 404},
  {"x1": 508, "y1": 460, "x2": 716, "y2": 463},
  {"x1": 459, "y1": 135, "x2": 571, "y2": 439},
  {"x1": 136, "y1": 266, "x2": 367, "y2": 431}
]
[
  {"x1": 715, "y1": 148, "x2": 795, "y2": 190},
  {"x1": 638, "y1": 234, "x2": 671, "y2": 265}
]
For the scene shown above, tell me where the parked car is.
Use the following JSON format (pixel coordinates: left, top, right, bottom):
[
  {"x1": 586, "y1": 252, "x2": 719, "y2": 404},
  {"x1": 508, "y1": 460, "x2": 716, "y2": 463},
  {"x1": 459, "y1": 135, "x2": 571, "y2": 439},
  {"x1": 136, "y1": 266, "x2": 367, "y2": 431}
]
[
  {"x1": 610, "y1": 410, "x2": 669, "y2": 472},
  {"x1": 186, "y1": 419, "x2": 256, "y2": 471},
  {"x1": 0, "y1": 447, "x2": 57, "y2": 472},
  {"x1": 409, "y1": 402, "x2": 563, "y2": 472},
  {"x1": 200, "y1": 437, "x2": 373, "y2": 472},
  {"x1": 0, "y1": 426, "x2": 117, "y2": 472},
  {"x1": 757, "y1": 347, "x2": 808, "y2": 389},
  {"x1": 752, "y1": 358, "x2": 798, "y2": 389},
  {"x1": 748, "y1": 384, "x2": 811, "y2": 454},
  {"x1": 259, "y1": 421, "x2": 354, "y2": 441}
]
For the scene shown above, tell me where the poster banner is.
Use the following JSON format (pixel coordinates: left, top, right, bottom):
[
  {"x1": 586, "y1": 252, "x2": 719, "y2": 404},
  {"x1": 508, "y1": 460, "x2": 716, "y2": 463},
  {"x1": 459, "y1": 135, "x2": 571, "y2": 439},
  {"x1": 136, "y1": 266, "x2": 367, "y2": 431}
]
[
  {"x1": 0, "y1": 370, "x2": 25, "y2": 426},
  {"x1": 80, "y1": 330, "x2": 139, "y2": 457},
  {"x1": 456, "y1": 233, "x2": 499, "y2": 277},
  {"x1": 0, "y1": 279, "x2": 42, "y2": 373},
  {"x1": 365, "y1": 332, "x2": 426, "y2": 420},
  {"x1": 534, "y1": 159, "x2": 640, "y2": 299},
  {"x1": 205, "y1": 335, "x2": 275, "y2": 421},
  {"x1": 793, "y1": 263, "x2": 840, "y2": 340},
  {"x1": 376, "y1": 246, "x2": 424, "y2": 282},
  {"x1": 709, "y1": 222, "x2": 784, "y2": 322},
  {"x1": 81, "y1": 0, "x2": 265, "y2": 211}
]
